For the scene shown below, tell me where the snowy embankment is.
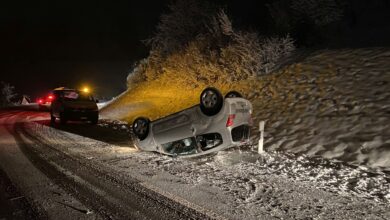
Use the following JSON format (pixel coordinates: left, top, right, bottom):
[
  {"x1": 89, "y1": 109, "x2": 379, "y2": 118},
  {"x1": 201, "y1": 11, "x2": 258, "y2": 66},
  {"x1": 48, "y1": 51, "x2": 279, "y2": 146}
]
[
  {"x1": 114, "y1": 148, "x2": 390, "y2": 219},
  {"x1": 249, "y1": 48, "x2": 390, "y2": 171},
  {"x1": 26, "y1": 121, "x2": 390, "y2": 219}
]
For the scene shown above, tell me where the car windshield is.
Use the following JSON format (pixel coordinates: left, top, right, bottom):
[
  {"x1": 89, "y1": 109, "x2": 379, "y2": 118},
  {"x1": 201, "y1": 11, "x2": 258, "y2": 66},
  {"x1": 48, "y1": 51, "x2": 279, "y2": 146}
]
[
  {"x1": 196, "y1": 133, "x2": 223, "y2": 151},
  {"x1": 161, "y1": 133, "x2": 223, "y2": 156},
  {"x1": 61, "y1": 91, "x2": 94, "y2": 101}
]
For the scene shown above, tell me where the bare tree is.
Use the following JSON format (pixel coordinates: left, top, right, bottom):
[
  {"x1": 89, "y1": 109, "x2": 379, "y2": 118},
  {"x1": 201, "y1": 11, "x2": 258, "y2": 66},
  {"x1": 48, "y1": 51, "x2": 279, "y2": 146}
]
[
  {"x1": 146, "y1": 0, "x2": 217, "y2": 55},
  {"x1": 0, "y1": 81, "x2": 18, "y2": 107},
  {"x1": 216, "y1": 11, "x2": 295, "y2": 78}
]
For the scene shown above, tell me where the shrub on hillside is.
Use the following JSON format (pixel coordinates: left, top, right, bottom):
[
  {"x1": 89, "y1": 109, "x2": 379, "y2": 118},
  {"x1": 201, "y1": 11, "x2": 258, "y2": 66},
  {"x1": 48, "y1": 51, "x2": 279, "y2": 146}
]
[
  {"x1": 259, "y1": 35, "x2": 295, "y2": 74},
  {"x1": 126, "y1": 59, "x2": 148, "y2": 89},
  {"x1": 221, "y1": 31, "x2": 294, "y2": 79},
  {"x1": 127, "y1": 1, "x2": 295, "y2": 88}
]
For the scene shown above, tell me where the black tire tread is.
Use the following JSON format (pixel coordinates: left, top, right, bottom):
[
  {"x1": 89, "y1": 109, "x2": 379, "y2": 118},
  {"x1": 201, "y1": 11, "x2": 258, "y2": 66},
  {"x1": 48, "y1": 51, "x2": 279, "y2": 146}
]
[
  {"x1": 199, "y1": 87, "x2": 223, "y2": 116},
  {"x1": 132, "y1": 117, "x2": 150, "y2": 140}
]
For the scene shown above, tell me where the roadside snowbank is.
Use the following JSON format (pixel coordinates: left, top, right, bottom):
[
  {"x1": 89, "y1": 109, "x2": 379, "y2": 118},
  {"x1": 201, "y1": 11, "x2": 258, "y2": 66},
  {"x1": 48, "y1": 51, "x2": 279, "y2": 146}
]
[
  {"x1": 249, "y1": 48, "x2": 390, "y2": 171},
  {"x1": 26, "y1": 121, "x2": 390, "y2": 219},
  {"x1": 123, "y1": 147, "x2": 390, "y2": 204}
]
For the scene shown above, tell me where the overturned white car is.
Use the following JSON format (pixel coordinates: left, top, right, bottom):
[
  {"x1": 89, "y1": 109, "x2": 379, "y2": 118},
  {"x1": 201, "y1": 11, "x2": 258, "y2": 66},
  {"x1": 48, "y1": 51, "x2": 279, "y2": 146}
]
[{"x1": 132, "y1": 87, "x2": 253, "y2": 157}]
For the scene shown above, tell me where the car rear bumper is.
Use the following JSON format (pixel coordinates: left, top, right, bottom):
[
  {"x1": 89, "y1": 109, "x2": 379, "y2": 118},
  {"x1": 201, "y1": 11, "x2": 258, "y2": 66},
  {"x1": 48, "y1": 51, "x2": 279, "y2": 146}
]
[{"x1": 63, "y1": 110, "x2": 98, "y2": 120}]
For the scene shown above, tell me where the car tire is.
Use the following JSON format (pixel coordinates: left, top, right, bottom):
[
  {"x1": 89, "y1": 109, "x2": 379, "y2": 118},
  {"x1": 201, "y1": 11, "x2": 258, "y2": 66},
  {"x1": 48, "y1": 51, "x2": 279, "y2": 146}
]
[
  {"x1": 59, "y1": 112, "x2": 67, "y2": 125},
  {"x1": 132, "y1": 117, "x2": 150, "y2": 140},
  {"x1": 225, "y1": 91, "x2": 243, "y2": 98},
  {"x1": 50, "y1": 112, "x2": 56, "y2": 124},
  {"x1": 90, "y1": 115, "x2": 99, "y2": 125},
  {"x1": 200, "y1": 87, "x2": 223, "y2": 116}
]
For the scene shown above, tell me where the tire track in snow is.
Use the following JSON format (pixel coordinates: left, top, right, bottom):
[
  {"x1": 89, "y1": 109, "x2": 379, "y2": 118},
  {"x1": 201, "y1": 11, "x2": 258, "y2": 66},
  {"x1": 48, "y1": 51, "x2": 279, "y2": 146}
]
[{"x1": 14, "y1": 122, "x2": 224, "y2": 220}]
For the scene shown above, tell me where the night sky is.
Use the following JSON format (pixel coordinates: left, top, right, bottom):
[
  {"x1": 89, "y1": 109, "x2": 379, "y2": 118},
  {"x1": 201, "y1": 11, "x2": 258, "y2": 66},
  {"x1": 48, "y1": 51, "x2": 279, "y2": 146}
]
[
  {"x1": 3, "y1": 0, "x2": 386, "y2": 100},
  {"x1": 0, "y1": 0, "x2": 270, "y2": 100},
  {"x1": 1, "y1": 1, "x2": 168, "y2": 99}
]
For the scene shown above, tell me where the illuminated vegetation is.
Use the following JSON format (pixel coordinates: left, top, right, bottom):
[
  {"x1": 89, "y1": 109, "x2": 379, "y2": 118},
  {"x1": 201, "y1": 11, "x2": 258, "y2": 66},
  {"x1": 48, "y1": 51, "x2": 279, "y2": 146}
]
[{"x1": 101, "y1": 0, "x2": 295, "y2": 122}]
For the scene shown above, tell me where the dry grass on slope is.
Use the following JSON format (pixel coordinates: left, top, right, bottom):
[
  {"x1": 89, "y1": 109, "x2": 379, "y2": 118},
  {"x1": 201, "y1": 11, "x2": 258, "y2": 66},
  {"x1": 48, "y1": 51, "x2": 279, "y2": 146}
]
[{"x1": 100, "y1": 70, "x2": 261, "y2": 123}]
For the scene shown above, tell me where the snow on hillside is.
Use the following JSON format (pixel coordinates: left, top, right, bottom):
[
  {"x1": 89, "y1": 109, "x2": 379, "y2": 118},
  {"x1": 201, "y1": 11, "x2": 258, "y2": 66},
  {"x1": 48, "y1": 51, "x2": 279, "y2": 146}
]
[{"x1": 249, "y1": 48, "x2": 390, "y2": 171}]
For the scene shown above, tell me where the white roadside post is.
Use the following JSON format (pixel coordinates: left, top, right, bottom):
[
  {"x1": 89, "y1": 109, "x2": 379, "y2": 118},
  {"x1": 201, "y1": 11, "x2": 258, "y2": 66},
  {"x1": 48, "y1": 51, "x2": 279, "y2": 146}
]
[{"x1": 258, "y1": 121, "x2": 266, "y2": 154}]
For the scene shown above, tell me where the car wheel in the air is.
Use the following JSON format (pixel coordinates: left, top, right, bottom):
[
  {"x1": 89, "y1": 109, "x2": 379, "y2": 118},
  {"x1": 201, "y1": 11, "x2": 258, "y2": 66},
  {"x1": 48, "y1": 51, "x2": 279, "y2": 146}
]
[
  {"x1": 132, "y1": 117, "x2": 150, "y2": 140},
  {"x1": 200, "y1": 87, "x2": 223, "y2": 116},
  {"x1": 225, "y1": 91, "x2": 243, "y2": 98}
]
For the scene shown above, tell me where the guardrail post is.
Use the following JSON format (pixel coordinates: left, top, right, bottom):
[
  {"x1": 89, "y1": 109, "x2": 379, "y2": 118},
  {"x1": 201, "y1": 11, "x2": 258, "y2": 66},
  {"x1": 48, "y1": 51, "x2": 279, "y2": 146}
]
[{"x1": 258, "y1": 121, "x2": 266, "y2": 154}]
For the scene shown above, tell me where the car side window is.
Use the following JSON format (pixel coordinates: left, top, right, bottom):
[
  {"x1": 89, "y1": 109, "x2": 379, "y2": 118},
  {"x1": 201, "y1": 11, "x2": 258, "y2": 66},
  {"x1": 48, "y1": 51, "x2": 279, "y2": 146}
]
[
  {"x1": 162, "y1": 137, "x2": 199, "y2": 155},
  {"x1": 64, "y1": 91, "x2": 79, "y2": 99},
  {"x1": 196, "y1": 133, "x2": 223, "y2": 151}
]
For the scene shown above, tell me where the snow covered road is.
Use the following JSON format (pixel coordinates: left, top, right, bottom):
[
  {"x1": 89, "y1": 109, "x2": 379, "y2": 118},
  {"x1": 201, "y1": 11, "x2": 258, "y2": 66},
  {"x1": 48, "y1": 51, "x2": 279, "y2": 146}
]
[
  {"x1": 0, "y1": 109, "x2": 389, "y2": 219},
  {"x1": 0, "y1": 110, "x2": 213, "y2": 219}
]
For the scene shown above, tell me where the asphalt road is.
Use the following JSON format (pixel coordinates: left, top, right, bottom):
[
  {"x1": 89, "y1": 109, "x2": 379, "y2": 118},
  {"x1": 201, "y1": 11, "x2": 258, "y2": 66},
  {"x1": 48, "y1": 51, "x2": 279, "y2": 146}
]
[{"x1": 0, "y1": 107, "x2": 211, "y2": 220}]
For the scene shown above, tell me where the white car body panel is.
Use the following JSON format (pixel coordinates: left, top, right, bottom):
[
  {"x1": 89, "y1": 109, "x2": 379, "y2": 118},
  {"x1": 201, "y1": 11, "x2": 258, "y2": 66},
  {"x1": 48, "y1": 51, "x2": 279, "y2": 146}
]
[{"x1": 134, "y1": 97, "x2": 252, "y2": 157}]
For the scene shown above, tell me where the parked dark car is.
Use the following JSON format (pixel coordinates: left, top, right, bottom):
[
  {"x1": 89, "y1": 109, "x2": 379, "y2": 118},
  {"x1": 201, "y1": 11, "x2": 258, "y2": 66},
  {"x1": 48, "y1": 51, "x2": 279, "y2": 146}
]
[{"x1": 50, "y1": 88, "x2": 99, "y2": 124}]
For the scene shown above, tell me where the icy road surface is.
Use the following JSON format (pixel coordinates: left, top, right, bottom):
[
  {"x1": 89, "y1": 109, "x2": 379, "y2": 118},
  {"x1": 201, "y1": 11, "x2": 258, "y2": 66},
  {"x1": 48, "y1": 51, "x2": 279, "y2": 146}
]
[
  {"x1": 0, "y1": 109, "x2": 389, "y2": 219},
  {"x1": 0, "y1": 110, "x2": 213, "y2": 219}
]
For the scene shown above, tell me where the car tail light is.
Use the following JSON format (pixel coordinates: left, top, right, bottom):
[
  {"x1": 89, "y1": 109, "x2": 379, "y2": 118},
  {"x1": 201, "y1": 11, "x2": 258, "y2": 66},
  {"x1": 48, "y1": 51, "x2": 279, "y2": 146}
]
[
  {"x1": 47, "y1": 95, "x2": 54, "y2": 101},
  {"x1": 38, "y1": 99, "x2": 43, "y2": 104},
  {"x1": 226, "y1": 114, "x2": 235, "y2": 127}
]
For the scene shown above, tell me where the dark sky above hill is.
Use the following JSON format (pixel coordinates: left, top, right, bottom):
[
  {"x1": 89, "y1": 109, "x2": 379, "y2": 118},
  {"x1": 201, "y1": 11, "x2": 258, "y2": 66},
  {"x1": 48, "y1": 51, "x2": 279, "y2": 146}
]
[
  {"x1": 0, "y1": 0, "x2": 269, "y2": 99},
  {"x1": 1, "y1": 1, "x2": 167, "y2": 99},
  {"x1": 1, "y1": 0, "x2": 388, "y2": 99}
]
